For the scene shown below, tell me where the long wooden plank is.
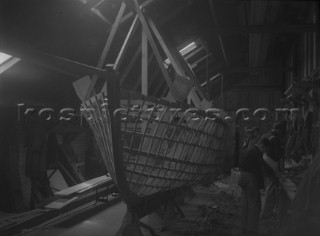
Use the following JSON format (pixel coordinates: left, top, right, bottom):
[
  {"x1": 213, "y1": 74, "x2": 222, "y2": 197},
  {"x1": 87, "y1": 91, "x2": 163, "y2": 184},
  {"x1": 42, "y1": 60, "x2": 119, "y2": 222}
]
[
  {"x1": 117, "y1": 0, "x2": 155, "y2": 27},
  {"x1": 209, "y1": 0, "x2": 229, "y2": 68},
  {"x1": 83, "y1": 0, "x2": 103, "y2": 10},
  {"x1": 113, "y1": 15, "x2": 139, "y2": 71},
  {"x1": 96, "y1": 2, "x2": 126, "y2": 67},
  {"x1": 0, "y1": 57, "x2": 20, "y2": 74},
  {"x1": 0, "y1": 42, "x2": 106, "y2": 78},
  {"x1": 106, "y1": 66, "x2": 135, "y2": 203},
  {"x1": 141, "y1": 28, "x2": 148, "y2": 95},
  {"x1": 45, "y1": 197, "x2": 78, "y2": 209},
  {"x1": 226, "y1": 66, "x2": 293, "y2": 74},
  {"x1": 173, "y1": 50, "x2": 209, "y2": 101},
  {"x1": 55, "y1": 175, "x2": 111, "y2": 196},
  {"x1": 91, "y1": 7, "x2": 112, "y2": 25},
  {"x1": 119, "y1": 43, "x2": 141, "y2": 85},
  {"x1": 190, "y1": 54, "x2": 211, "y2": 68},
  {"x1": 85, "y1": 2, "x2": 126, "y2": 100},
  {"x1": 214, "y1": 24, "x2": 318, "y2": 34},
  {"x1": 188, "y1": 90, "x2": 202, "y2": 109},
  {"x1": 184, "y1": 46, "x2": 205, "y2": 60},
  {"x1": 133, "y1": 49, "x2": 154, "y2": 93},
  {"x1": 125, "y1": 0, "x2": 180, "y2": 98},
  {"x1": 201, "y1": 73, "x2": 221, "y2": 87},
  {"x1": 147, "y1": 15, "x2": 205, "y2": 103},
  {"x1": 100, "y1": 15, "x2": 139, "y2": 93},
  {"x1": 73, "y1": 75, "x2": 92, "y2": 102},
  {"x1": 147, "y1": 17, "x2": 209, "y2": 101},
  {"x1": 147, "y1": 17, "x2": 186, "y2": 78}
]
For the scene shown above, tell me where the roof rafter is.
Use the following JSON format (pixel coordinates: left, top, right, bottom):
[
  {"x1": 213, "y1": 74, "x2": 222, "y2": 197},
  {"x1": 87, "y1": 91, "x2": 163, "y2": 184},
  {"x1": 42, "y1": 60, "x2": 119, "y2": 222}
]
[{"x1": 84, "y1": 2, "x2": 126, "y2": 100}]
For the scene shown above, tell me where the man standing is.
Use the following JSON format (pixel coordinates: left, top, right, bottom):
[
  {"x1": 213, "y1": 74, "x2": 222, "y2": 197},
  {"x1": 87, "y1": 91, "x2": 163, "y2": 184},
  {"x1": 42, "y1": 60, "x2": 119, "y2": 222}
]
[
  {"x1": 261, "y1": 122, "x2": 286, "y2": 219},
  {"x1": 238, "y1": 137, "x2": 271, "y2": 234},
  {"x1": 242, "y1": 127, "x2": 261, "y2": 150}
]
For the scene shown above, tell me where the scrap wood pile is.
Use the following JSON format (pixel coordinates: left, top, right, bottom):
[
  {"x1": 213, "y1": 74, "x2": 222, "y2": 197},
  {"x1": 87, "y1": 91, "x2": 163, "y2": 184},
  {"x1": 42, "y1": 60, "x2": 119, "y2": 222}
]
[{"x1": 162, "y1": 176, "x2": 241, "y2": 236}]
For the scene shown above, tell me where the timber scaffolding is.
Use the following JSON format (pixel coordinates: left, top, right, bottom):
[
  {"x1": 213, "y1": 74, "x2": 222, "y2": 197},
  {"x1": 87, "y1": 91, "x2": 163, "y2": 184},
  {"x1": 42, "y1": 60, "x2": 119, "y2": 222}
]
[
  {"x1": 0, "y1": 0, "x2": 228, "y2": 234},
  {"x1": 76, "y1": 0, "x2": 227, "y2": 234}
]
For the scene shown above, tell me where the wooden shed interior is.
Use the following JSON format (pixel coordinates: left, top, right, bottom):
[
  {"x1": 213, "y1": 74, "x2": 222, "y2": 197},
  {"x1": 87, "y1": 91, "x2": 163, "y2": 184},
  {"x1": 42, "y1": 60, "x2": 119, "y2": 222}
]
[{"x1": 0, "y1": 0, "x2": 319, "y2": 235}]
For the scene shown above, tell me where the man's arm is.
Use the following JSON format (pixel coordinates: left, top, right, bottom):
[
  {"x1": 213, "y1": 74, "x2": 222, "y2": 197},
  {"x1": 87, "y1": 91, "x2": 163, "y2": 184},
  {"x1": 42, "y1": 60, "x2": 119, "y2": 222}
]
[
  {"x1": 262, "y1": 152, "x2": 284, "y2": 181},
  {"x1": 270, "y1": 136, "x2": 283, "y2": 162}
]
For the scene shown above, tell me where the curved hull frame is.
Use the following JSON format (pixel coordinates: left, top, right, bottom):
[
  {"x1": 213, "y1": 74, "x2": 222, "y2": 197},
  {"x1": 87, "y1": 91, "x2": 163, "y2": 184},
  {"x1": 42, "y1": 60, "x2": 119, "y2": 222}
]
[{"x1": 82, "y1": 88, "x2": 227, "y2": 205}]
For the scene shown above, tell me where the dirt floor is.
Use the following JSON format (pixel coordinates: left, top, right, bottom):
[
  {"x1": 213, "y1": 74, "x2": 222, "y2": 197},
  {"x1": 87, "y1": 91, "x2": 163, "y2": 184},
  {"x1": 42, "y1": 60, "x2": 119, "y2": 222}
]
[
  {"x1": 151, "y1": 175, "x2": 281, "y2": 236},
  {"x1": 7, "y1": 174, "x2": 281, "y2": 236}
]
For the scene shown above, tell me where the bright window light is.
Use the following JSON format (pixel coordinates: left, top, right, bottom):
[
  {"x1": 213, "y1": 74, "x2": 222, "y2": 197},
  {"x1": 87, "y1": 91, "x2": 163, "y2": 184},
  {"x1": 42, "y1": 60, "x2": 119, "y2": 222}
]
[
  {"x1": 165, "y1": 41, "x2": 197, "y2": 65},
  {"x1": 0, "y1": 52, "x2": 20, "y2": 74},
  {"x1": 0, "y1": 52, "x2": 12, "y2": 65},
  {"x1": 179, "y1": 42, "x2": 197, "y2": 56}
]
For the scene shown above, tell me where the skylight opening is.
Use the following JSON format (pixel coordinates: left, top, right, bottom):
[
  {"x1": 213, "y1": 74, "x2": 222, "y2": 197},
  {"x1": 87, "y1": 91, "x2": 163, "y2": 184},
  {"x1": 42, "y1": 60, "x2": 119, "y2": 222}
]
[
  {"x1": 165, "y1": 41, "x2": 197, "y2": 65},
  {"x1": 0, "y1": 52, "x2": 20, "y2": 74},
  {"x1": 179, "y1": 42, "x2": 197, "y2": 56},
  {"x1": 0, "y1": 52, "x2": 12, "y2": 65}
]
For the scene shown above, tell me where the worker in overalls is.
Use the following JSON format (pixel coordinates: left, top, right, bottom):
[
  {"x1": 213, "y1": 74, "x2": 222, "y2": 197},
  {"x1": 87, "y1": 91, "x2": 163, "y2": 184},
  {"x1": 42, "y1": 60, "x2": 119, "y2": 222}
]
[{"x1": 238, "y1": 137, "x2": 271, "y2": 235}]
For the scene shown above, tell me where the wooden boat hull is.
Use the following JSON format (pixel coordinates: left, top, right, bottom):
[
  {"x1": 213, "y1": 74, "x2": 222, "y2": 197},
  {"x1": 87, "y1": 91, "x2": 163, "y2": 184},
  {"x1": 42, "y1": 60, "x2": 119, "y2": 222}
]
[{"x1": 81, "y1": 90, "x2": 227, "y2": 205}]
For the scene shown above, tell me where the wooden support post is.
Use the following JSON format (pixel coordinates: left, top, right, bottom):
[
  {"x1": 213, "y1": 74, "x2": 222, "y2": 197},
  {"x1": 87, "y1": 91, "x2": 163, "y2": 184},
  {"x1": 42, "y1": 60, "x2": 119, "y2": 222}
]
[
  {"x1": 105, "y1": 66, "x2": 133, "y2": 203},
  {"x1": 112, "y1": 0, "x2": 155, "y2": 32},
  {"x1": 133, "y1": 53, "x2": 154, "y2": 92},
  {"x1": 114, "y1": 15, "x2": 139, "y2": 72},
  {"x1": 146, "y1": 15, "x2": 209, "y2": 103},
  {"x1": 85, "y1": 2, "x2": 126, "y2": 100},
  {"x1": 171, "y1": 44, "x2": 210, "y2": 102},
  {"x1": 120, "y1": 44, "x2": 142, "y2": 85},
  {"x1": 147, "y1": 17, "x2": 186, "y2": 77},
  {"x1": 188, "y1": 89, "x2": 202, "y2": 109},
  {"x1": 141, "y1": 28, "x2": 148, "y2": 96},
  {"x1": 124, "y1": 0, "x2": 180, "y2": 99}
]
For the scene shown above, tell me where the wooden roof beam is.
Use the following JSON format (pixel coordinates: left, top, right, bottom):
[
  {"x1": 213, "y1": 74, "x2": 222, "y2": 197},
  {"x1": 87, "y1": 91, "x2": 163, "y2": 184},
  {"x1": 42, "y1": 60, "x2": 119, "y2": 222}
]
[
  {"x1": 120, "y1": 43, "x2": 141, "y2": 85},
  {"x1": 85, "y1": 2, "x2": 126, "y2": 100},
  {"x1": 215, "y1": 24, "x2": 318, "y2": 34},
  {"x1": 232, "y1": 84, "x2": 281, "y2": 89},
  {"x1": 124, "y1": 0, "x2": 180, "y2": 99},
  {"x1": 225, "y1": 66, "x2": 293, "y2": 74},
  {"x1": 113, "y1": 0, "x2": 155, "y2": 29},
  {"x1": 190, "y1": 54, "x2": 211, "y2": 69},
  {"x1": 133, "y1": 43, "x2": 154, "y2": 93},
  {"x1": 201, "y1": 73, "x2": 221, "y2": 87},
  {"x1": 0, "y1": 42, "x2": 106, "y2": 78},
  {"x1": 209, "y1": 0, "x2": 229, "y2": 69},
  {"x1": 145, "y1": 13, "x2": 209, "y2": 102},
  {"x1": 113, "y1": 15, "x2": 139, "y2": 71},
  {"x1": 146, "y1": 17, "x2": 186, "y2": 77},
  {"x1": 184, "y1": 46, "x2": 205, "y2": 60}
]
